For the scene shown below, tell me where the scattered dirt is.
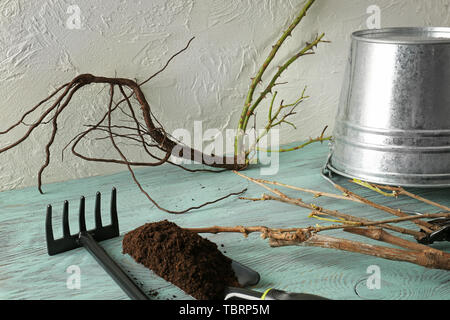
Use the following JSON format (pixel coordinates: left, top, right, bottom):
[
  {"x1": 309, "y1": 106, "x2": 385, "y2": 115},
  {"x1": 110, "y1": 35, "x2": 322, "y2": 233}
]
[
  {"x1": 147, "y1": 289, "x2": 159, "y2": 298},
  {"x1": 122, "y1": 220, "x2": 240, "y2": 300}
]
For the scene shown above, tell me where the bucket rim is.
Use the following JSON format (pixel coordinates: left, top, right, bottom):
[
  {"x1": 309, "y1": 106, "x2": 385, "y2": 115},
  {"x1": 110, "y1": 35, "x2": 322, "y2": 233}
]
[
  {"x1": 352, "y1": 27, "x2": 450, "y2": 45},
  {"x1": 327, "y1": 162, "x2": 450, "y2": 189}
]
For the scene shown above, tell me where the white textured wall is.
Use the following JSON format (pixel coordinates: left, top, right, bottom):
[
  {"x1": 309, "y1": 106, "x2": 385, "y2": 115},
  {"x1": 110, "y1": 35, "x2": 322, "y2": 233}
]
[{"x1": 0, "y1": 0, "x2": 449, "y2": 191}]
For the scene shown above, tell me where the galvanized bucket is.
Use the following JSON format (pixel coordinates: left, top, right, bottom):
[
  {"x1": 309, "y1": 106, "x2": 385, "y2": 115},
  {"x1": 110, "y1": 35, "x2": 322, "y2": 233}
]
[{"x1": 328, "y1": 27, "x2": 450, "y2": 187}]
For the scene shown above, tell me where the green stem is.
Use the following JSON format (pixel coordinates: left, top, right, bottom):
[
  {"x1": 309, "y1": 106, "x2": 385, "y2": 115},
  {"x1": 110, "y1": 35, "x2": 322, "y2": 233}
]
[
  {"x1": 246, "y1": 93, "x2": 308, "y2": 157},
  {"x1": 241, "y1": 33, "x2": 325, "y2": 132},
  {"x1": 235, "y1": 0, "x2": 317, "y2": 154},
  {"x1": 268, "y1": 92, "x2": 278, "y2": 122}
]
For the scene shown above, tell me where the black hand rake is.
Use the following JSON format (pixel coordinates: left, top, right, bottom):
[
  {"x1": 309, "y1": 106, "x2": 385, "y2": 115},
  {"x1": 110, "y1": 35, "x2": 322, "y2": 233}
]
[{"x1": 45, "y1": 187, "x2": 149, "y2": 300}]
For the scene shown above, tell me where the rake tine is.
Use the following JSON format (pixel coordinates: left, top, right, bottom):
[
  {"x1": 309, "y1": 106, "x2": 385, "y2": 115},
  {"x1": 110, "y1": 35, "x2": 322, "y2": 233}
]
[
  {"x1": 95, "y1": 192, "x2": 102, "y2": 229},
  {"x1": 79, "y1": 196, "x2": 86, "y2": 232},
  {"x1": 45, "y1": 189, "x2": 149, "y2": 299},
  {"x1": 111, "y1": 187, "x2": 119, "y2": 233},
  {"x1": 62, "y1": 201, "x2": 70, "y2": 237},
  {"x1": 46, "y1": 205, "x2": 54, "y2": 243}
]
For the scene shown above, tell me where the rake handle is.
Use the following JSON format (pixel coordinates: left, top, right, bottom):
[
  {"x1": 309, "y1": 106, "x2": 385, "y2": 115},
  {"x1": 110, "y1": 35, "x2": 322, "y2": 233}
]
[{"x1": 78, "y1": 231, "x2": 149, "y2": 300}]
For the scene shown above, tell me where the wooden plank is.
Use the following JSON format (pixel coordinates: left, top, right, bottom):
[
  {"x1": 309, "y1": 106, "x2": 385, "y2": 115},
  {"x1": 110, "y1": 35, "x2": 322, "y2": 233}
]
[{"x1": 0, "y1": 143, "x2": 448, "y2": 300}]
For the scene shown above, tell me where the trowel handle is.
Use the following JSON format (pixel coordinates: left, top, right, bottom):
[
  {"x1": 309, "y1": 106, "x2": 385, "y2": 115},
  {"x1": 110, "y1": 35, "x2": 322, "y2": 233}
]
[
  {"x1": 262, "y1": 288, "x2": 329, "y2": 300},
  {"x1": 224, "y1": 287, "x2": 329, "y2": 300}
]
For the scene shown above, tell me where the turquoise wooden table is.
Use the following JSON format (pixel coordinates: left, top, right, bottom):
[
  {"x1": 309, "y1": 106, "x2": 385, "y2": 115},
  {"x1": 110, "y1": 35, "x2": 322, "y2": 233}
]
[{"x1": 1, "y1": 143, "x2": 449, "y2": 300}]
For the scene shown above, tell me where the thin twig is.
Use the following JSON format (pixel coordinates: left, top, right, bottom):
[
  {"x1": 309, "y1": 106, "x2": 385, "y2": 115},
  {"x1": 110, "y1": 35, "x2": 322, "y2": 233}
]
[
  {"x1": 331, "y1": 182, "x2": 438, "y2": 233},
  {"x1": 233, "y1": 171, "x2": 426, "y2": 239},
  {"x1": 244, "y1": 173, "x2": 439, "y2": 234},
  {"x1": 188, "y1": 225, "x2": 450, "y2": 270},
  {"x1": 375, "y1": 185, "x2": 450, "y2": 212}
]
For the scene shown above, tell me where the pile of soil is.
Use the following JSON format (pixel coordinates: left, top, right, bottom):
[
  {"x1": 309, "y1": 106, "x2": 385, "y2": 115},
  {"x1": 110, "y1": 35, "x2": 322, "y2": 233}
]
[{"x1": 122, "y1": 220, "x2": 240, "y2": 300}]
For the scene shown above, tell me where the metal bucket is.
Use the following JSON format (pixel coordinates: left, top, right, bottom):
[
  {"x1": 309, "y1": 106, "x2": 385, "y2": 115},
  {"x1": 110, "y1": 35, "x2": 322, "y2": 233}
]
[{"x1": 328, "y1": 27, "x2": 450, "y2": 187}]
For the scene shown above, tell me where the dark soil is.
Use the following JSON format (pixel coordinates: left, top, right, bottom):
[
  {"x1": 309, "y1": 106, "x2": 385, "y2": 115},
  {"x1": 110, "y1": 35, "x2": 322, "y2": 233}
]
[{"x1": 122, "y1": 220, "x2": 240, "y2": 300}]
